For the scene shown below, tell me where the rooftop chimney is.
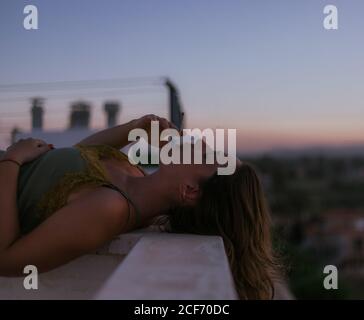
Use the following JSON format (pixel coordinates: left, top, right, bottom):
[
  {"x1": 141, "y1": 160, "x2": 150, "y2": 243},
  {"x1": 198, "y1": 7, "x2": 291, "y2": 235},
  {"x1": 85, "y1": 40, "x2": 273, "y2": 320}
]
[
  {"x1": 31, "y1": 97, "x2": 44, "y2": 131},
  {"x1": 104, "y1": 102, "x2": 120, "y2": 128},
  {"x1": 69, "y1": 102, "x2": 91, "y2": 129}
]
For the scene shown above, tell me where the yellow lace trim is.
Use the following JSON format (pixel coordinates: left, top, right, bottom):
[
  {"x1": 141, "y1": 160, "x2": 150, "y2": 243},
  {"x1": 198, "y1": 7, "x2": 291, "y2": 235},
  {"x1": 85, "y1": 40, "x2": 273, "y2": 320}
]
[{"x1": 35, "y1": 144, "x2": 138, "y2": 223}]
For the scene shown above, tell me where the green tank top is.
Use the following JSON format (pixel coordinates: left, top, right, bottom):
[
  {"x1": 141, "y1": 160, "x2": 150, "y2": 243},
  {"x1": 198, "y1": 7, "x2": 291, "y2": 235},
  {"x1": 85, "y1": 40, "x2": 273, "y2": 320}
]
[{"x1": 17, "y1": 144, "x2": 142, "y2": 234}]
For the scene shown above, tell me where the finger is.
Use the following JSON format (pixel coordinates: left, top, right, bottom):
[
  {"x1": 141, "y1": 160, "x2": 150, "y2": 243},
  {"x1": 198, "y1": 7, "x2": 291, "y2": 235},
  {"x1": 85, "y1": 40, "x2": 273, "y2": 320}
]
[
  {"x1": 170, "y1": 122, "x2": 179, "y2": 131},
  {"x1": 150, "y1": 115, "x2": 159, "y2": 122},
  {"x1": 34, "y1": 139, "x2": 47, "y2": 147},
  {"x1": 37, "y1": 144, "x2": 52, "y2": 154},
  {"x1": 164, "y1": 118, "x2": 179, "y2": 132},
  {"x1": 159, "y1": 118, "x2": 170, "y2": 129},
  {"x1": 161, "y1": 117, "x2": 176, "y2": 129}
]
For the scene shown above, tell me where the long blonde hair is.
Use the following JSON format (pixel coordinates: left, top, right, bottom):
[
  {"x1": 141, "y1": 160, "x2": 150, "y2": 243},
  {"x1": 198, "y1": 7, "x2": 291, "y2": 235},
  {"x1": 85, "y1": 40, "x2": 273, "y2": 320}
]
[{"x1": 157, "y1": 163, "x2": 280, "y2": 299}]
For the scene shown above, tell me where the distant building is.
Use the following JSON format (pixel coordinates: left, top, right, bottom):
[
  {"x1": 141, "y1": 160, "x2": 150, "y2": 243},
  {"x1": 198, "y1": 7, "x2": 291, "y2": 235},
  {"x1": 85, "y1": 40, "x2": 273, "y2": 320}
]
[
  {"x1": 31, "y1": 97, "x2": 44, "y2": 130},
  {"x1": 104, "y1": 102, "x2": 120, "y2": 128},
  {"x1": 69, "y1": 102, "x2": 91, "y2": 129},
  {"x1": 303, "y1": 209, "x2": 364, "y2": 272},
  {"x1": 13, "y1": 100, "x2": 113, "y2": 148},
  {"x1": 12, "y1": 79, "x2": 184, "y2": 148}
]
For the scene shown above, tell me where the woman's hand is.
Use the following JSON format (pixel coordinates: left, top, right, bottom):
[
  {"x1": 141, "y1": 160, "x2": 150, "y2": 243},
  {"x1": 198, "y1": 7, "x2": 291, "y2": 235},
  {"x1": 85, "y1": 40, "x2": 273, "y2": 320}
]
[
  {"x1": 133, "y1": 114, "x2": 180, "y2": 147},
  {"x1": 77, "y1": 114, "x2": 178, "y2": 149},
  {"x1": 133, "y1": 114, "x2": 179, "y2": 132},
  {"x1": 3, "y1": 138, "x2": 53, "y2": 165}
]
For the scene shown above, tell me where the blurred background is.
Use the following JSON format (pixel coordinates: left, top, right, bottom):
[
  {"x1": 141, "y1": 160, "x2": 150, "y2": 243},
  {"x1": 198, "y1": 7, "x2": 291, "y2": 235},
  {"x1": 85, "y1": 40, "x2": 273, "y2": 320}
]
[{"x1": 1, "y1": 0, "x2": 363, "y2": 299}]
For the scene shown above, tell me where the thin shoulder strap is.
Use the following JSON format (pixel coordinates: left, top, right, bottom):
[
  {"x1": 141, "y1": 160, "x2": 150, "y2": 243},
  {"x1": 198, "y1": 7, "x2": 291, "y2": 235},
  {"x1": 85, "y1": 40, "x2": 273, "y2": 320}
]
[{"x1": 101, "y1": 182, "x2": 141, "y2": 227}]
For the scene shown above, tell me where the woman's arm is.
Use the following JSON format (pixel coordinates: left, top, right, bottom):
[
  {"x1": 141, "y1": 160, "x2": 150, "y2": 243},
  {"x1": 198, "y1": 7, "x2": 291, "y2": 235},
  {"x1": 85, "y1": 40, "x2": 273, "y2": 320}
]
[
  {"x1": 76, "y1": 114, "x2": 177, "y2": 149},
  {"x1": 0, "y1": 138, "x2": 51, "y2": 251},
  {"x1": 0, "y1": 161, "x2": 20, "y2": 251},
  {"x1": 77, "y1": 119, "x2": 138, "y2": 149},
  {"x1": 0, "y1": 187, "x2": 129, "y2": 276}
]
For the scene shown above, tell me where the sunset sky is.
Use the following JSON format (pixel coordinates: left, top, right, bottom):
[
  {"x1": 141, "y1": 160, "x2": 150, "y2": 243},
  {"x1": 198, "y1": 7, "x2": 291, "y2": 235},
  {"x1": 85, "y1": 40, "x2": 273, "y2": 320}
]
[{"x1": 0, "y1": 0, "x2": 363, "y2": 152}]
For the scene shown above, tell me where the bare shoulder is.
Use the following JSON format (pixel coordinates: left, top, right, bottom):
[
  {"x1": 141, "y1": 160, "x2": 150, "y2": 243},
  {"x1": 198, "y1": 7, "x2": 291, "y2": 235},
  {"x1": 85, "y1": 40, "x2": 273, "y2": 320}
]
[
  {"x1": 86, "y1": 186, "x2": 129, "y2": 212},
  {"x1": 68, "y1": 184, "x2": 128, "y2": 210},
  {"x1": 69, "y1": 186, "x2": 130, "y2": 230}
]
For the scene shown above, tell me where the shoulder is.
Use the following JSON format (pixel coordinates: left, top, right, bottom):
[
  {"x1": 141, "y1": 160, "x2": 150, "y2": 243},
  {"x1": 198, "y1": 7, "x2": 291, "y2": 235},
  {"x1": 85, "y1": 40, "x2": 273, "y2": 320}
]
[
  {"x1": 72, "y1": 186, "x2": 130, "y2": 231},
  {"x1": 91, "y1": 186, "x2": 129, "y2": 214}
]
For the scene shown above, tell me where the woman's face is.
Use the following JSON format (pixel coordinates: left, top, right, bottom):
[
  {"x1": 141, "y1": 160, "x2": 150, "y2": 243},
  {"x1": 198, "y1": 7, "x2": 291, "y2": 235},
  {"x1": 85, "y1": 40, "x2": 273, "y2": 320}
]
[
  {"x1": 159, "y1": 133, "x2": 243, "y2": 188},
  {"x1": 159, "y1": 137, "x2": 220, "y2": 182}
]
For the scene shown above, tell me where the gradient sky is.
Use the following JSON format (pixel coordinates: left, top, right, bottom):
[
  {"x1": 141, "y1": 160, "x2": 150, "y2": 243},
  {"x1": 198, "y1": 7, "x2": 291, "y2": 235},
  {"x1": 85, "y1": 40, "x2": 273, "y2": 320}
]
[{"x1": 0, "y1": 0, "x2": 363, "y2": 152}]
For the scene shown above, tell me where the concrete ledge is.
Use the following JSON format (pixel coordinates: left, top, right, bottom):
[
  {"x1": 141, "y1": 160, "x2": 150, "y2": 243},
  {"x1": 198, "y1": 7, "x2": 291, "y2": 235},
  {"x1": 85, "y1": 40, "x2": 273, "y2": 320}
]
[
  {"x1": 95, "y1": 233, "x2": 237, "y2": 300},
  {"x1": 0, "y1": 231, "x2": 237, "y2": 300}
]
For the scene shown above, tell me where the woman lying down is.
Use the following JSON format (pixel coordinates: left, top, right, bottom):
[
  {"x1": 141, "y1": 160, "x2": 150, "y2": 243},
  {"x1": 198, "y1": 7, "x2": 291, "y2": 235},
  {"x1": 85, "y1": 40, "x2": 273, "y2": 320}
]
[{"x1": 0, "y1": 114, "x2": 280, "y2": 299}]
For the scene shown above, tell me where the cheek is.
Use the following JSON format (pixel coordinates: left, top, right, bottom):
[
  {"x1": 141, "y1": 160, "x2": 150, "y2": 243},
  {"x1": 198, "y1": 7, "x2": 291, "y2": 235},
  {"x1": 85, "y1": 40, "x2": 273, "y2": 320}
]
[
  {"x1": 169, "y1": 163, "x2": 196, "y2": 176},
  {"x1": 198, "y1": 164, "x2": 218, "y2": 179},
  {"x1": 179, "y1": 164, "x2": 209, "y2": 179},
  {"x1": 163, "y1": 162, "x2": 216, "y2": 180}
]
